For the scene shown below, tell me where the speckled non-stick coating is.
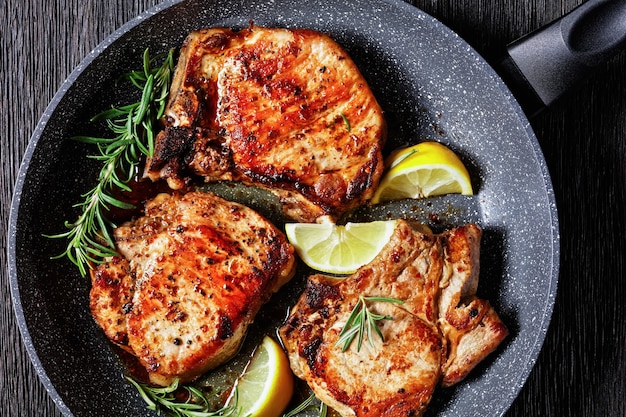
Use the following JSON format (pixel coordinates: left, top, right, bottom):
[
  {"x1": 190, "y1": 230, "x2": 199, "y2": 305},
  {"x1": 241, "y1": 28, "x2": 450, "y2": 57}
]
[{"x1": 8, "y1": 0, "x2": 559, "y2": 416}]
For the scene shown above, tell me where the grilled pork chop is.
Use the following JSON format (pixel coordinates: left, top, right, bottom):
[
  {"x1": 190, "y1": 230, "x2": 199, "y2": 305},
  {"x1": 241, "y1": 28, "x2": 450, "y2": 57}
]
[
  {"x1": 144, "y1": 26, "x2": 386, "y2": 223},
  {"x1": 90, "y1": 191, "x2": 296, "y2": 386},
  {"x1": 279, "y1": 220, "x2": 508, "y2": 417}
]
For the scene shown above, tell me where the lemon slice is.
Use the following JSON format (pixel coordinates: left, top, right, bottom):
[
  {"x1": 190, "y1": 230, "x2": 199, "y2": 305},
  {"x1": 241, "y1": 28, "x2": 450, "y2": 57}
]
[
  {"x1": 228, "y1": 336, "x2": 294, "y2": 417},
  {"x1": 371, "y1": 141, "x2": 473, "y2": 204},
  {"x1": 285, "y1": 220, "x2": 398, "y2": 275}
]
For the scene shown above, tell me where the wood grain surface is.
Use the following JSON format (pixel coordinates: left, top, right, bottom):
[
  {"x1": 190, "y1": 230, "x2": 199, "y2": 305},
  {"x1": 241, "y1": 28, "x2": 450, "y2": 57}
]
[{"x1": 2, "y1": 0, "x2": 625, "y2": 416}]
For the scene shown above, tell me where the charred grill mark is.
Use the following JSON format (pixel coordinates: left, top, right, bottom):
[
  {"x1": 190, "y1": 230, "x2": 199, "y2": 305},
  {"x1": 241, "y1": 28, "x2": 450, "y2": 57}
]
[
  {"x1": 165, "y1": 302, "x2": 188, "y2": 323},
  {"x1": 318, "y1": 305, "x2": 331, "y2": 319},
  {"x1": 218, "y1": 315, "x2": 234, "y2": 340},
  {"x1": 280, "y1": 315, "x2": 299, "y2": 340},
  {"x1": 346, "y1": 145, "x2": 383, "y2": 200},
  {"x1": 301, "y1": 337, "x2": 322, "y2": 371},
  {"x1": 240, "y1": 166, "x2": 298, "y2": 185},
  {"x1": 263, "y1": 79, "x2": 303, "y2": 99},
  {"x1": 305, "y1": 280, "x2": 340, "y2": 310},
  {"x1": 149, "y1": 127, "x2": 195, "y2": 171}
]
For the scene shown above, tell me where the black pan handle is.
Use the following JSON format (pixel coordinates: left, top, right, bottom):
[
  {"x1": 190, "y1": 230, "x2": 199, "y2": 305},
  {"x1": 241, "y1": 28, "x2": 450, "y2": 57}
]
[{"x1": 498, "y1": 0, "x2": 626, "y2": 116}]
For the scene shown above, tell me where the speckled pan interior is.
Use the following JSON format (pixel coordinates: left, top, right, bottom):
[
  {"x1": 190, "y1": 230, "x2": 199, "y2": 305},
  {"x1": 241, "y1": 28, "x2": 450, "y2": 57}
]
[{"x1": 8, "y1": 0, "x2": 559, "y2": 416}]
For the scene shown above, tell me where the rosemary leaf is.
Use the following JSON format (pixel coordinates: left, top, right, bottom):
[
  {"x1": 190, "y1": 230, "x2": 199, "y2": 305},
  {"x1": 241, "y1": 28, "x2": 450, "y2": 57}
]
[
  {"x1": 282, "y1": 394, "x2": 328, "y2": 417},
  {"x1": 143, "y1": 47, "x2": 152, "y2": 78},
  {"x1": 100, "y1": 191, "x2": 135, "y2": 209},
  {"x1": 91, "y1": 104, "x2": 136, "y2": 121},
  {"x1": 283, "y1": 394, "x2": 316, "y2": 417},
  {"x1": 388, "y1": 148, "x2": 418, "y2": 169},
  {"x1": 133, "y1": 74, "x2": 154, "y2": 124},
  {"x1": 340, "y1": 112, "x2": 351, "y2": 132}
]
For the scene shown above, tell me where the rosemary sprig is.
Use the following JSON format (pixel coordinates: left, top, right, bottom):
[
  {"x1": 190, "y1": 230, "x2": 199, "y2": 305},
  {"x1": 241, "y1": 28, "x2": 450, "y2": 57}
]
[
  {"x1": 47, "y1": 48, "x2": 175, "y2": 276},
  {"x1": 335, "y1": 295, "x2": 405, "y2": 352},
  {"x1": 126, "y1": 377, "x2": 240, "y2": 417}
]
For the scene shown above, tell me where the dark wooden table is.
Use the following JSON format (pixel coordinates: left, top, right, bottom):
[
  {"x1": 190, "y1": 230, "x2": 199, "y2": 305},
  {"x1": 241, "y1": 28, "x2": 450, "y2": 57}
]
[{"x1": 2, "y1": 0, "x2": 625, "y2": 416}]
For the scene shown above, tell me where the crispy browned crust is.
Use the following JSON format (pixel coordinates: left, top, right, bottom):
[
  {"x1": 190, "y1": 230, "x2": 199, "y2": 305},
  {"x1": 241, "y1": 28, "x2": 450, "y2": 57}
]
[
  {"x1": 279, "y1": 220, "x2": 508, "y2": 416},
  {"x1": 90, "y1": 191, "x2": 295, "y2": 385},
  {"x1": 144, "y1": 26, "x2": 386, "y2": 223}
]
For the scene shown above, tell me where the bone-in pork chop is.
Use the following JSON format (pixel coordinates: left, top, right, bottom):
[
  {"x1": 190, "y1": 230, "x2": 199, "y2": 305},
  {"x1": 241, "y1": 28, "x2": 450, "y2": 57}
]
[
  {"x1": 144, "y1": 26, "x2": 387, "y2": 223},
  {"x1": 279, "y1": 220, "x2": 508, "y2": 416},
  {"x1": 90, "y1": 191, "x2": 296, "y2": 386}
]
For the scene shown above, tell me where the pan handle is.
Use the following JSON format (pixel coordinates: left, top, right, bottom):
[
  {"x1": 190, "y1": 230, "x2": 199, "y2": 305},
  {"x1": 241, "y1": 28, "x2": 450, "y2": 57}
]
[{"x1": 498, "y1": 0, "x2": 626, "y2": 116}]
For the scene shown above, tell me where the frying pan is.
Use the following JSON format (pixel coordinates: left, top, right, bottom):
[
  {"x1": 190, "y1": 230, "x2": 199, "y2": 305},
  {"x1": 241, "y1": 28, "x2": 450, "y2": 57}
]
[{"x1": 9, "y1": 0, "x2": 622, "y2": 416}]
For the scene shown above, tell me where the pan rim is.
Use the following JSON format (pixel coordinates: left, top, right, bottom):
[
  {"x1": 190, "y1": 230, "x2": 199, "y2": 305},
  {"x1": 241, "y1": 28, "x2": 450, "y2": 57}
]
[{"x1": 8, "y1": 0, "x2": 560, "y2": 416}]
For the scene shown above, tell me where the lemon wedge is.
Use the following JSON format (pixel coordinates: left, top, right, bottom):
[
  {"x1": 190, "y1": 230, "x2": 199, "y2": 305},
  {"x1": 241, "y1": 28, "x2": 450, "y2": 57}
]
[
  {"x1": 228, "y1": 336, "x2": 294, "y2": 417},
  {"x1": 285, "y1": 220, "x2": 398, "y2": 275},
  {"x1": 371, "y1": 141, "x2": 473, "y2": 204}
]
